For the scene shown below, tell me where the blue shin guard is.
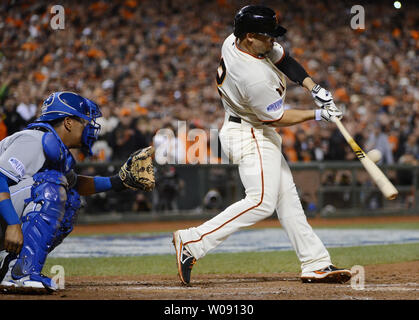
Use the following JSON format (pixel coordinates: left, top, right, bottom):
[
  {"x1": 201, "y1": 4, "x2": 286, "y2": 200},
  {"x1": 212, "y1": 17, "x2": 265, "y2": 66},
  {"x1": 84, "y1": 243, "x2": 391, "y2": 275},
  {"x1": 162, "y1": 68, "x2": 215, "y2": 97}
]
[
  {"x1": 50, "y1": 188, "x2": 81, "y2": 252},
  {"x1": 11, "y1": 170, "x2": 68, "y2": 290}
]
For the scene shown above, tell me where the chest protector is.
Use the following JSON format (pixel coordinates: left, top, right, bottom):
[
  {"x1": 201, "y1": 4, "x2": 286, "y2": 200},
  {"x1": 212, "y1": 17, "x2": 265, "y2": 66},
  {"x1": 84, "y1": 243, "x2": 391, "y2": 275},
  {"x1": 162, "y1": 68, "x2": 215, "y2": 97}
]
[{"x1": 26, "y1": 122, "x2": 76, "y2": 174}]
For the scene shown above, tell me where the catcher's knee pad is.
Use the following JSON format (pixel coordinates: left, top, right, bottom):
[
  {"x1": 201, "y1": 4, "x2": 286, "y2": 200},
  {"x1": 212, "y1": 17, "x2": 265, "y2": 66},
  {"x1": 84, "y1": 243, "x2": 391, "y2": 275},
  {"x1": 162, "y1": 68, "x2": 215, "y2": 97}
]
[
  {"x1": 49, "y1": 188, "x2": 81, "y2": 252},
  {"x1": 11, "y1": 170, "x2": 68, "y2": 279}
]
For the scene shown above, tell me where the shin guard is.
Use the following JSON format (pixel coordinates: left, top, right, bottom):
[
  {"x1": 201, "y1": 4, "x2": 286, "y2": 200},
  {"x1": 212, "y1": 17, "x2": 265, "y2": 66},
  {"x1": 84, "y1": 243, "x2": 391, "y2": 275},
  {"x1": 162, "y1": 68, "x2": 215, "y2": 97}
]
[{"x1": 11, "y1": 171, "x2": 68, "y2": 284}]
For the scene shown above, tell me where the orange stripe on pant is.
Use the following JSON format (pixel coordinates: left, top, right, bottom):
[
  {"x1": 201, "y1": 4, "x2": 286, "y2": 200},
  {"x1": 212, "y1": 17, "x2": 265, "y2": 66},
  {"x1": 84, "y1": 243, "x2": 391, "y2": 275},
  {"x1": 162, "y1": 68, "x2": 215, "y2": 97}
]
[{"x1": 183, "y1": 128, "x2": 264, "y2": 246}]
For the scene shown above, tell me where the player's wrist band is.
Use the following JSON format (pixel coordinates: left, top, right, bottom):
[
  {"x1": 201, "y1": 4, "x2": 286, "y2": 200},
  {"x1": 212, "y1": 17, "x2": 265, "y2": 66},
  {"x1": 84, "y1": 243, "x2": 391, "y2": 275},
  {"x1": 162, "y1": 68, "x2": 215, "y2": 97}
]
[
  {"x1": 94, "y1": 176, "x2": 113, "y2": 193},
  {"x1": 315, "y1": 109, "x2": 322, "y2": 121},
  {"x1": 94, "y1": 176, "x2": 127, "y2": 192},
  {"x1": 0, "y1": 198, "x2": 21, "y2": 225}
]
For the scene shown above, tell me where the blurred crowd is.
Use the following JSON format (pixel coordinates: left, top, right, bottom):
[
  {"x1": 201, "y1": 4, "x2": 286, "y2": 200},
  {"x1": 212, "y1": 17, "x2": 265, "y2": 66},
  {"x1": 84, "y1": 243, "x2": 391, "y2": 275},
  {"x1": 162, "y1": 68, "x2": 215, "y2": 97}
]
[{"x1": 1, "y1": 0, "x2": 419, "y2": 168}]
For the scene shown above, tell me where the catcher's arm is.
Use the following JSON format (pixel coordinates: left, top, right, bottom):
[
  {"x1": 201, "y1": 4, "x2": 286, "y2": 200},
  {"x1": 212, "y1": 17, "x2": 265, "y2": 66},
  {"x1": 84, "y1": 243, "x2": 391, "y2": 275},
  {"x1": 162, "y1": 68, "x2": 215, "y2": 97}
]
[
  {"x1": 75, "y1": 146, "x2": 156, "y2": 195},
  {"x1": 75, "y1": 175, "x2": 96, "y2": 196}
]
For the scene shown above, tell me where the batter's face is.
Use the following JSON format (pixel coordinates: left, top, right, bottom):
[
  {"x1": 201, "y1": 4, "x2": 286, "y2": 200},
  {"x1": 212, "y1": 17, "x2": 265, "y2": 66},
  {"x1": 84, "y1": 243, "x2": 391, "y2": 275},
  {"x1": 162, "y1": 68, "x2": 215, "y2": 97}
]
[{"x1": 247, "y1": 33, "x2": 274, "y2": 56}]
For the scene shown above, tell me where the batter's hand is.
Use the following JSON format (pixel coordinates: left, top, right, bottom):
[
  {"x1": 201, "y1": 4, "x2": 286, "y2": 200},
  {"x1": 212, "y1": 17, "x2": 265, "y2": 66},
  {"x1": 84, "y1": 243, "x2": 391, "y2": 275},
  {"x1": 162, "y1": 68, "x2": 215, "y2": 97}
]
[
  {"x1": 320, "y1": 103, "x2": 343, "y2": 122},
  {"x1": 311, "y1": 84, "x2": 334, "y2": 108},
  {"x1": 4, "y1": 224, "x2": 23, "y2": 255}
]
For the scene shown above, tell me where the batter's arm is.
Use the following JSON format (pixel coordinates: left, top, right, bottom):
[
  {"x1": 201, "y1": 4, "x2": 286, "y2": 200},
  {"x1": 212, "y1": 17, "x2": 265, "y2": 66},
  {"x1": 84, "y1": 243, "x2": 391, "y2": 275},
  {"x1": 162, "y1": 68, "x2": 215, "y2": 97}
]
[
  {"x1": 274, "y1": 52, "x2": 310, "y2": 86},
  {"x1": 302, "y1": 77, "x2": 316, "y2": 91},
  {"x1": 272, "y1": 51, "x2": 318, "y2": 92},
  {"x1": 271, "y1": 109, "x2": 315, "y2": 127},
  {"x1": 271, "y1": 49, "x2": 338, "y2": 115}
]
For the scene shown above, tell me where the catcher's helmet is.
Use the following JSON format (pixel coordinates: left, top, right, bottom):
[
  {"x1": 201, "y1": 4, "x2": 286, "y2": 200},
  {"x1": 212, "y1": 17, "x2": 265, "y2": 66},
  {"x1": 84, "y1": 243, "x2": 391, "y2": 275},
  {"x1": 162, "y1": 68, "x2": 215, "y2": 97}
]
[
  {"x1": 233, "y1": 5, "x2": 287, "y2": 38},
  {"x1": 35, "y1": 92, "x2": 102, "y2": 155}
]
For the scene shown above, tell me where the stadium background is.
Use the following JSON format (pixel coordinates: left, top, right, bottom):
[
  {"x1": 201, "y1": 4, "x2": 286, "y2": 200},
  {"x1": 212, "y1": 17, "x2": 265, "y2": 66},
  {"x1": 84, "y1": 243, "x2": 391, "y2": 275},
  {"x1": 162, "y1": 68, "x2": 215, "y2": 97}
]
[{"x1": 0, "y1": 0, "x2": 418, "y2": 301}]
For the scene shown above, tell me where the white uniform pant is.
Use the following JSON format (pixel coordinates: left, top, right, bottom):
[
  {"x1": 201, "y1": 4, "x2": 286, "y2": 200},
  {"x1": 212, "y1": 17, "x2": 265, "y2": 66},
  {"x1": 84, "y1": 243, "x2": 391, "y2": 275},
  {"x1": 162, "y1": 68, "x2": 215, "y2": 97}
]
[{"x1": 179, "y1": 118, "x2": 331, "y2": 273}]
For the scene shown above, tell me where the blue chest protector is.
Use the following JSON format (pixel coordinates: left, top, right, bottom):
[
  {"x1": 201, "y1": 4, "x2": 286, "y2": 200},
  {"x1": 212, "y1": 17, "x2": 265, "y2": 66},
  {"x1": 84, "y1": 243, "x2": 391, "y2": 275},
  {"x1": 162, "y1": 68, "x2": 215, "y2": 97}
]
[
  {"x1": 26, "y1": 122, "x2": 76, "y2": 174},
  {"x1": 10, "y1": 123, "x2": 81, "y2": 290}
]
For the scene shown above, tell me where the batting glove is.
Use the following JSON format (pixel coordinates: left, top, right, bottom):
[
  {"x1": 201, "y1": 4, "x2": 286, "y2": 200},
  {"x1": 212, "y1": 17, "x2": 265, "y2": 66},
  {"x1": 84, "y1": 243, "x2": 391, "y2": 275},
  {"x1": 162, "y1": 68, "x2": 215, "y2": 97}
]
[
  {"x1": 311, "y1": 84, "x2": 334, "y2": 108},
  {"x1": 316, "y1": 102, "x2": 343, "y2": 122}
]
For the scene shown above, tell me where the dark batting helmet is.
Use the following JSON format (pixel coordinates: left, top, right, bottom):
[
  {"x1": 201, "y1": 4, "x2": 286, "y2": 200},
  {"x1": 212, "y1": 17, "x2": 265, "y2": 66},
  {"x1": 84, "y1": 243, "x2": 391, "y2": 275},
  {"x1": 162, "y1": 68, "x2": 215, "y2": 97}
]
[{"x1": 233, "y1": 5, "x2": 287, "y2": 38}]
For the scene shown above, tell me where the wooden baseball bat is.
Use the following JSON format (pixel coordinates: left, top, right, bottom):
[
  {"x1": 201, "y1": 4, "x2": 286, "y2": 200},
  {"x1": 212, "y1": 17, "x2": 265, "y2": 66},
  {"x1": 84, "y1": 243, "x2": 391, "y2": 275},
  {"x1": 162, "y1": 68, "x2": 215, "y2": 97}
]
[{"x1": 333, "y1": 118, "x2": 398, "y2": 200}]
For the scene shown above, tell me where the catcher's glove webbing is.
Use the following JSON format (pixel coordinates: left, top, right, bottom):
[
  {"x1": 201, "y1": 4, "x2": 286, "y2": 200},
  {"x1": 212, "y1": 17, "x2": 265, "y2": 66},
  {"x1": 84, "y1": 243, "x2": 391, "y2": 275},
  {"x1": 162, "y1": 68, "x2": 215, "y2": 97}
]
[{"x1": 119, "y1": 146, "x2": 155, "y2": 191}]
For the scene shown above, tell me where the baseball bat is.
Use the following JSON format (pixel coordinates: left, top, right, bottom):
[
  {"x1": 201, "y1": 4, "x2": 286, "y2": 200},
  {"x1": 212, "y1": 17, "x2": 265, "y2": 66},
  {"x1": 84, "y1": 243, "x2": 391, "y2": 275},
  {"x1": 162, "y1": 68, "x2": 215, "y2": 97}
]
[{"x1": 333, "y1": 118, "x2": 398, "y2": 200}]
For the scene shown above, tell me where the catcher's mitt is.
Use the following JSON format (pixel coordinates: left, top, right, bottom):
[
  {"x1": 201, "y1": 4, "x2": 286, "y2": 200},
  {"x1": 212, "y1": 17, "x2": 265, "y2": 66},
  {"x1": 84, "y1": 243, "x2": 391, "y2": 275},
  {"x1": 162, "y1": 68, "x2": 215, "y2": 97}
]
[{"x1": 119, "y1": 146, "x2": 155, "y2": 191}]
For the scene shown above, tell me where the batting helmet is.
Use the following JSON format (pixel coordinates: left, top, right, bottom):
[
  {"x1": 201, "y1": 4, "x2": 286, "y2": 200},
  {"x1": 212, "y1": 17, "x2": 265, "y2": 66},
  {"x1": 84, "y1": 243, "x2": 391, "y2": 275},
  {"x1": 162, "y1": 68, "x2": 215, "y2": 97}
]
[
  {"x1": 233, "y1": 5, "x2": 287, "y2": 39},
  {"x1": 35, "y1": 92, "x2": 102, "y2": 155}
]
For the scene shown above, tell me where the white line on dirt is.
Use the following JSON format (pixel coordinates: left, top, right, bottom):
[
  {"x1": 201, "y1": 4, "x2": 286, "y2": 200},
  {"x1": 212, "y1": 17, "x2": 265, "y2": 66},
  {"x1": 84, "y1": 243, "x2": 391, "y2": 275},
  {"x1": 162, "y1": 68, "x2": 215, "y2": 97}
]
[{"x1": 335, "y1": 283, "x2": 419, "y2": 292}]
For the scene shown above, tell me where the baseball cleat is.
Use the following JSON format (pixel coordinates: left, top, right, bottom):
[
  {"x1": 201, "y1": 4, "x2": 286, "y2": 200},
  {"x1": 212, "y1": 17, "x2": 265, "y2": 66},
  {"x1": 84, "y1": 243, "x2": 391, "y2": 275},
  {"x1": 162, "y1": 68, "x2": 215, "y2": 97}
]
[
  {"x1": 0, "y1": 255, "x2": 57, "y2": 293},
  {"x1": 300, "y1": 265, "x2": 352, "y2": 284},
  {"x1": 172, "y1": 231, "x2": 196, "y2": 285}
]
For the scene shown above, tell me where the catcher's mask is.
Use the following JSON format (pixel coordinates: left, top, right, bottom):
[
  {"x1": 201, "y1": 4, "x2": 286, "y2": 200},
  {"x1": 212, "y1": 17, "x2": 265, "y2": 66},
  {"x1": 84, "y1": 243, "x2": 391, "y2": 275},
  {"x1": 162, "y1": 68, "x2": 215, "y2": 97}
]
[
  {"x1": 233, "y1": 5, "x2": 287, "y2": 39},
  {"x1": 36, "y1": 91, "x2": 102, "y2": 156}
]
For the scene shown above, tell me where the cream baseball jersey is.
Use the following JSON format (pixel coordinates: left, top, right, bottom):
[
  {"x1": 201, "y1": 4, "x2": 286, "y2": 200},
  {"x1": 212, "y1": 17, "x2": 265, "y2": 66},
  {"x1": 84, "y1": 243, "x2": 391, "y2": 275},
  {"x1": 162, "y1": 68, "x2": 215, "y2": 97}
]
[{"x1": 216, "y1": 33, "x2": 287, "y2": 125}]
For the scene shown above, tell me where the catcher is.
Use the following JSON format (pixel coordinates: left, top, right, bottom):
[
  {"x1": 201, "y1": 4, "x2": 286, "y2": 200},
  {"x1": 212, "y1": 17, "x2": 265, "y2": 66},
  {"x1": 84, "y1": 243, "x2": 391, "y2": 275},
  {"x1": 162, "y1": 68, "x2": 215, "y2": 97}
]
[{"x1": 0, "y1": 91, "x2": 155, "y2": 292}]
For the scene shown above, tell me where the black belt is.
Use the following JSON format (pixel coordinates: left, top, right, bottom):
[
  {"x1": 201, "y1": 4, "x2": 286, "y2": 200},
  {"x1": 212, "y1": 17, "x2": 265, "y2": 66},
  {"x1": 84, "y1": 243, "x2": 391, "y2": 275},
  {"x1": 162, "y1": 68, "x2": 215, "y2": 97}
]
[
  {"x1": 229, "y1": 116, "x2": 241, "y2": 123},
  {"x1": 229, "y1": 116, "x2": 268, "y2": 125}
]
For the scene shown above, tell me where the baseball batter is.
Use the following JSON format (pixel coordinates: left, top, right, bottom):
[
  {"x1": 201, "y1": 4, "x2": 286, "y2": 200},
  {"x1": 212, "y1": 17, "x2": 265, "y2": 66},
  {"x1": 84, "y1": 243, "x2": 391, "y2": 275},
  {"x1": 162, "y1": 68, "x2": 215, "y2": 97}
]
[
  {"x1": 173, "y1": 5, "x2": 352, "y2": 284},
  {"x1": 0, "y1": 92, "x2": 155, "y2": 292}
]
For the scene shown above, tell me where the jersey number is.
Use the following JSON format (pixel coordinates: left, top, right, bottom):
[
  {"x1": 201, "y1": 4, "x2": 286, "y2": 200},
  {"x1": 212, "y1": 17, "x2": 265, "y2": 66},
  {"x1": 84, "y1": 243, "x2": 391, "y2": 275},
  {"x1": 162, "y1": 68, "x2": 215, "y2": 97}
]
[
  {"x1": 216, "y1": 58, "x2": 226, "y2": 86},
  {"x1": 276, "y1": 81, "x2": 285, "y2": 96}
]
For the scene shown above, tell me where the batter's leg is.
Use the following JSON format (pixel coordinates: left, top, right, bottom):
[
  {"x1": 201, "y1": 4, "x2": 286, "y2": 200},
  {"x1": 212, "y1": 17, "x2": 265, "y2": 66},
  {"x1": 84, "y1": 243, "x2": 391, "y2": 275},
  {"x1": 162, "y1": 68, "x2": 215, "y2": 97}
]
[
  {"x1": 181, "y1": 137, "x2": 281, "y2": 258},
  {"x1": 173, "y1": 125, "x2": 282, "y2": 284},
  {"x1": 275, "y1": 153, "x2": 332, "y2": 273}
]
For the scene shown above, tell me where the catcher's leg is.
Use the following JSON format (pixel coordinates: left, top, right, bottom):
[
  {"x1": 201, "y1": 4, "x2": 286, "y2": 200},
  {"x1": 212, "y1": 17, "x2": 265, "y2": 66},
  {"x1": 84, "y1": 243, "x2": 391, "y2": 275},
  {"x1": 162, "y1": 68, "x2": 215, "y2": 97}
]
[
  {"x1": 0, "y1": 177, "x2": 33, "y2": 284},
  {"x1": 49, "y1": 188, "x2": 81, "y2": 252},
  {"x1": 0, "y1": 170, "x2": 68, "y2": 292}
]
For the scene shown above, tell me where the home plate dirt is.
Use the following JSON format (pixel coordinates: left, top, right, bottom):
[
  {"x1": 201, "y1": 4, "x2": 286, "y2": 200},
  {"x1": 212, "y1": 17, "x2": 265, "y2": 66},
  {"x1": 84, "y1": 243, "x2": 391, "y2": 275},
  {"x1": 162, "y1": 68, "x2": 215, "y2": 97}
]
[{"x1": 2, "y1": 261, "x2": 418, "y2": 300}]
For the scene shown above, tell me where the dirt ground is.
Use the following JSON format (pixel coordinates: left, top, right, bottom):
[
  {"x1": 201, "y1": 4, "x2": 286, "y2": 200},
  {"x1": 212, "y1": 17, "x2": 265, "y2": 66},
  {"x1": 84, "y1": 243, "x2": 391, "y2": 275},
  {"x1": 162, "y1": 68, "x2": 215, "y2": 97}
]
[
  {"x1": 1, "y1": 261, "x2": 418, "y2": 300},
  {"x1": 1, "y1": 216, "x2": 418, "y2": 301}
]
